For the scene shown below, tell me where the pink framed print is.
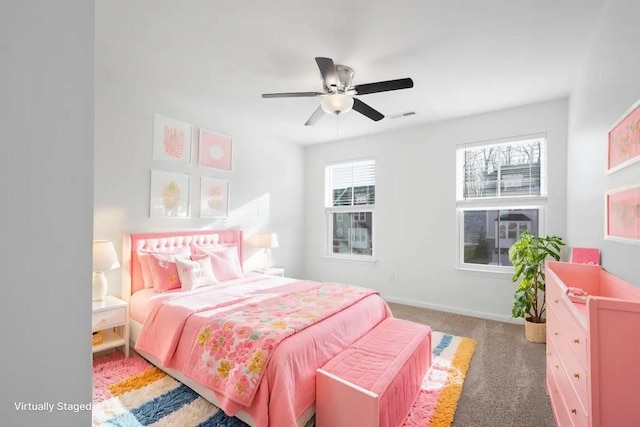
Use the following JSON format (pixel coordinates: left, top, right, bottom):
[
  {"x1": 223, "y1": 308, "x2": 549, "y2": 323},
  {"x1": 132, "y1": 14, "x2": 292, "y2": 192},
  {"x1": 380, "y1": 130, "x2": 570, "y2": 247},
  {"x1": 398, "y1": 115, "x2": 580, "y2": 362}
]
[
  {"x1": 200, "y1": 177, "x2": 229, "y2": 218},
  {"x1": 149, "y1": 170, "x2": 191, "y2": 218},
  {"x1": 152, "y1": 114, "x2": 193, "y2": 163},
  {"x1": 605, "y1": 185, "x2": 640, "y2": 245},
  {"x1": 199, "y1": 128, "x2": 232, "y2": 171},
  {"x1": 607, "y1": 99, "x2": 640, "y2": 173}
]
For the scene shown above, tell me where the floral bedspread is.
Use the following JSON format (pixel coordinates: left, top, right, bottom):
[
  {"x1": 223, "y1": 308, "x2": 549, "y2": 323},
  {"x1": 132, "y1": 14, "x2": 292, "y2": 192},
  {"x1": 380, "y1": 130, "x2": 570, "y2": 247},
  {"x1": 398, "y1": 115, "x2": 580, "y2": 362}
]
[{"x1": 184, "y1": 281, "x2": 376, "y2": 406}]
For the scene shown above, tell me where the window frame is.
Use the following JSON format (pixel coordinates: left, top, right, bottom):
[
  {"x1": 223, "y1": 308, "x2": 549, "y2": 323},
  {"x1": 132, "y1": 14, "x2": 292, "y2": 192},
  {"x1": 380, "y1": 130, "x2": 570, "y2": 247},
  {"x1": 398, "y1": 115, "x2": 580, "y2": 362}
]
[
  {"x1": 455, "y1": 134, "x2": 548, "y2": 273},
  {"x1": 324, "y1": 158, "x2": 376, "y2": 262}
]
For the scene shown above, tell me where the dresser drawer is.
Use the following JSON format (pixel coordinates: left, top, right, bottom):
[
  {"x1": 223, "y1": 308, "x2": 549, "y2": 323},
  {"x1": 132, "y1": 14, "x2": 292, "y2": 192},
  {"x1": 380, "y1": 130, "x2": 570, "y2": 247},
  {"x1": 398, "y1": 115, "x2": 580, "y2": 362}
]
[
  {"x1": 92, "y1": 307, "x2": 126, "y2": 331},
  {"x1": 547, "y1": 356, "x2": 589, "y2": 427},
  {"x1": 549, "y1": 297, "x2": 587, "y2": 368}
]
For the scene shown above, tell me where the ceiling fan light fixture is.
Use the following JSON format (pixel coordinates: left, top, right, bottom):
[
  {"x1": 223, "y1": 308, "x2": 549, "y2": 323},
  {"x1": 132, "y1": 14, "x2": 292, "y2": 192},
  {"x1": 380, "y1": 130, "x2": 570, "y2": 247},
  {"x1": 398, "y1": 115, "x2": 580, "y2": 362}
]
[{"x1": 321, "y1": 93, "x2": 354, "y2": 115}]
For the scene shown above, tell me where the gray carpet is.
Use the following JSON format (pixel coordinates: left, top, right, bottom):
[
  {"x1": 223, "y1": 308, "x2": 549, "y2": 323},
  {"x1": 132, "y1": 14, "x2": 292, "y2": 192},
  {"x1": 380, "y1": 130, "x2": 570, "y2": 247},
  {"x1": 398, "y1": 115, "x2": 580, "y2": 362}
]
[{"x1": 388, "y1": 302, "x2": 556, "y2": 427}]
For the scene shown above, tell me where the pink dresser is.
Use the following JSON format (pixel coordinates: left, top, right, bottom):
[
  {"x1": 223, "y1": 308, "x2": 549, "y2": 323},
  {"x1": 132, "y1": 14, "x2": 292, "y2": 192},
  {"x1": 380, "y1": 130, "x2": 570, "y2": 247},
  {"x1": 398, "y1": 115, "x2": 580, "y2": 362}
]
[{"x1": 546, "y1": 261, "x2": 640, "y2": 427}]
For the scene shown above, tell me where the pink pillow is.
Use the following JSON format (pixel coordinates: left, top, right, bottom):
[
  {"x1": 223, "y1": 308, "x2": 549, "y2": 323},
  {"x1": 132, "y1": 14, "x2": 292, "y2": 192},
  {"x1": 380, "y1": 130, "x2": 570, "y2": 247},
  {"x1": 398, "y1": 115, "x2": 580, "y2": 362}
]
[
  {"x1": 138, "y1": 246, "x2": 190, "y2": 289},
  {"x1": 191, "y1": 246, "x2": 242, "y2": 281},
  {"x1": 149, "y1": 252, "x2": 188, "y2": 292},
  {"x1": 176, "y1": 257, "x2": 218, "y2": 290}
]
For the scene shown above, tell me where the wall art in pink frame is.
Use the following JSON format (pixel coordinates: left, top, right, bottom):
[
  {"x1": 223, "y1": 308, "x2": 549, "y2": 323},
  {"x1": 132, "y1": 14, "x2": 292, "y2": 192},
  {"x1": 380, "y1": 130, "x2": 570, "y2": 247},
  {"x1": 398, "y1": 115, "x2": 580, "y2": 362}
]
[
  {"x1": 152, "y1": 114, "x2": 193, "y2": 163},
  {"x1": 199, "y1": 128, "x2": 232, "y2": 171},
  {"x1": 607, "y1": 99, "x2": 640, "y2": 173},
  {"x1": 605, "y1": 185, "x2": 640, "y2": 245},
  {"x1": 200, "y1": 177, "x2": 229, "y2": 218}
]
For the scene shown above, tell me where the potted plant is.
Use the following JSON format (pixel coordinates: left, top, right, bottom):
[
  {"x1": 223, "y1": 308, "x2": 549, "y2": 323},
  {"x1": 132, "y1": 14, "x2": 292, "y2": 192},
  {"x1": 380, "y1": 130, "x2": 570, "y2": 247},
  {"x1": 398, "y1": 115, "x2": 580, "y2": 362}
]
[{"x1": 508, "y1": 231, "x2": 565, "y2": 343}]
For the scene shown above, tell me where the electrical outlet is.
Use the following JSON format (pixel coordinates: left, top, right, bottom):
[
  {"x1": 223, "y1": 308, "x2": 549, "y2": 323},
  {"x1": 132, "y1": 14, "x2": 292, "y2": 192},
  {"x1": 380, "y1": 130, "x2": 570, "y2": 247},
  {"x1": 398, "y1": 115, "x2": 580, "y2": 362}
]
[{"x1": 389, "y1": 272, "x2": 395, "y2": 282}]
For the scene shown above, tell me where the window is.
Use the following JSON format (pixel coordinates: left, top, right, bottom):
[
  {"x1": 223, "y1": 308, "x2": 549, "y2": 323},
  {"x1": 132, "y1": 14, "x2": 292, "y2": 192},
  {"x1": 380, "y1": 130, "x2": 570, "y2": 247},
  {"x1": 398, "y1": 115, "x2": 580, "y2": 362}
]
[
  {"x1": 325, "y1": 159, "x2": 375, "y2": 257},
  {"x1": 456, "y1": 135, "x2": 547, "y2": 271}
]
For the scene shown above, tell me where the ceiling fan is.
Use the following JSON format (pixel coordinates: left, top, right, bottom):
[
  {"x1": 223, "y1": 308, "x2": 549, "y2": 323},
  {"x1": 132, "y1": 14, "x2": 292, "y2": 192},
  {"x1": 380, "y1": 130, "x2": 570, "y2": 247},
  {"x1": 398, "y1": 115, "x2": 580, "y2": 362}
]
[{"x1": 261, "y1": 57, "x2": 414, "y2": 126}]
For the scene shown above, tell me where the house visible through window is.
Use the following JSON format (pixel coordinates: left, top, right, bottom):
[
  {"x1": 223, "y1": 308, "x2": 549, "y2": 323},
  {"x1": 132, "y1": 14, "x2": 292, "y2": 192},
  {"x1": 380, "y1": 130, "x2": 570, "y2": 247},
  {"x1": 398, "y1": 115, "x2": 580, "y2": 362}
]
[
  {"x1": 456, "y1": 135, "x2": 547, "y2": 270},
  {"x1": 325, "y1": 159, "x2": 375, "y2": 257}
]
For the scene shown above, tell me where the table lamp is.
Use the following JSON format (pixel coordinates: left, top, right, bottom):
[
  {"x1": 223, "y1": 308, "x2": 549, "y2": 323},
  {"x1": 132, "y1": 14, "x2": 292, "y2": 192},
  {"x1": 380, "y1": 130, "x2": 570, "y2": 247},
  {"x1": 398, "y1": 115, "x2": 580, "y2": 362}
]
[
  {"x1": 92, "y1": 240, "x2": 120, "y2": 301},
  {"x1": 254, "y1": 233, "x2": 279, "y2": 269}
]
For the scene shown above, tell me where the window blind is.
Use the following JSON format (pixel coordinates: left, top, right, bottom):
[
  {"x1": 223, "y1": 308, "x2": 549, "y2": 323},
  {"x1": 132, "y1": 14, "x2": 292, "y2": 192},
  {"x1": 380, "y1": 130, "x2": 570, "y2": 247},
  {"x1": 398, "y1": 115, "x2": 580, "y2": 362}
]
[{"x1": 328, "y1": 160, "x2": 375, "y2": 206}]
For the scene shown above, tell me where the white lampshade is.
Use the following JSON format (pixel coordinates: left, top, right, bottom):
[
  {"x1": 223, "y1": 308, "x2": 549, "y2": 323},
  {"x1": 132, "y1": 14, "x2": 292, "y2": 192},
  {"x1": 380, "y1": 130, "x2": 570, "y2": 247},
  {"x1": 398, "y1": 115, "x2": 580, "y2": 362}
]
[
  {"x1": 321, "y1": 94, "x2": 354, "y2": 115},
  {"x1": 253, "y1": 233, "x2": 279, "y2": 270},
  {"x1": 92, "y1": 240, "x2": 120, "y2": 302},
  {"x1": 93, "y1": 240, "x2": 120, "y2": 271},
  {"x1": 254, "y1": 233, "x2": 280, "y2": 249}
]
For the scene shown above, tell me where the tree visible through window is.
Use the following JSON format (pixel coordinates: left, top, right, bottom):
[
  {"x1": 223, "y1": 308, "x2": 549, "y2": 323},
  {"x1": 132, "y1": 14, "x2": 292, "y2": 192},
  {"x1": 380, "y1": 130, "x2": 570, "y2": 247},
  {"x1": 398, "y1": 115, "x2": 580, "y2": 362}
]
[{"x1": 457, "y1": 136, "x2": 547, "y2": 270}]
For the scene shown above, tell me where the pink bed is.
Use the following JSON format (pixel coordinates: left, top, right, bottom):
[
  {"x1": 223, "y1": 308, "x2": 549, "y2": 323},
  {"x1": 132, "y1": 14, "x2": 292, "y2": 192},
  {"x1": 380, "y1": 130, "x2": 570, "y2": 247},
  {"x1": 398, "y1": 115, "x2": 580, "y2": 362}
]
[{"x1": 122, "y1": 230, "x2": 391, "y2": 427}]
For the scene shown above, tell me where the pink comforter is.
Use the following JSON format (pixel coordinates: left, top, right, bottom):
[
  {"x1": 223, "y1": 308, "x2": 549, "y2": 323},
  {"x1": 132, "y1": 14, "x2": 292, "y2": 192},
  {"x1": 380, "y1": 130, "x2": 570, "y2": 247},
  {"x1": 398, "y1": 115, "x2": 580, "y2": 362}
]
[{"x1": 136, "y1": 276, "x2": 391, "y2": 427}]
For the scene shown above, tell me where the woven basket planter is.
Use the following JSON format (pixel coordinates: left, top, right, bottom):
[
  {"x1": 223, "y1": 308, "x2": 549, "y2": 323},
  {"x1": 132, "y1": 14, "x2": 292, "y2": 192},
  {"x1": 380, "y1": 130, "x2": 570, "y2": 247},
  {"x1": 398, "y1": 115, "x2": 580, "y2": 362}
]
[{"x1": 524, "y1": 318, "x2": 546, "y2": 343}]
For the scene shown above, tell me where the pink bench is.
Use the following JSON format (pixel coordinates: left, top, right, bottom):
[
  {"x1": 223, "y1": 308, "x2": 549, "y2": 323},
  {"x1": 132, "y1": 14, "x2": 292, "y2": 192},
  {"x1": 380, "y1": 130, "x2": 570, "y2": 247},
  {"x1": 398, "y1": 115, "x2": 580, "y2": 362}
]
[{"x1": 316, "y1": 317, "x2": 432, "y2": 427}]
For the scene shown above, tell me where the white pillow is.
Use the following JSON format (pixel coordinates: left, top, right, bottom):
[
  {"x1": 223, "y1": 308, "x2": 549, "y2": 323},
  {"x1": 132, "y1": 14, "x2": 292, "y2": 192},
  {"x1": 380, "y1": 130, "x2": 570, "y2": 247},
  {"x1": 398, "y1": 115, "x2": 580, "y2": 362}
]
[
  {"x1": 191, "y1": 245, "x2": 243, "y2": 281},
  {"x1": 175, "y1": 256, "x2": 218, "y2": 290}
]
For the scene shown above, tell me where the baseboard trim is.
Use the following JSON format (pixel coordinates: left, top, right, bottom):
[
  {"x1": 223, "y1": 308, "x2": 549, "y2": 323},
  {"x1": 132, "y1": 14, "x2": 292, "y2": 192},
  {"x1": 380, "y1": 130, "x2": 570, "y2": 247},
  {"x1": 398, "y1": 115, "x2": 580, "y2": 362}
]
[{"x1": 382, "y1": 295, "x2": 521, "y2": 324}]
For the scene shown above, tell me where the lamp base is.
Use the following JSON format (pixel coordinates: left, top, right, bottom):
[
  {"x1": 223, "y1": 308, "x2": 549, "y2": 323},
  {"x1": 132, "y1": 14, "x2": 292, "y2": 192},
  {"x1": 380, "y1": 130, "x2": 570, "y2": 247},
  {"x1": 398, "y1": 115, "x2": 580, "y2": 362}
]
[
  {"x1": 92, "y1": 271, "x2": 108, "y2": 302},
  {"x1": 263, "y1": 248, "x2": 273, "y2": 270}
]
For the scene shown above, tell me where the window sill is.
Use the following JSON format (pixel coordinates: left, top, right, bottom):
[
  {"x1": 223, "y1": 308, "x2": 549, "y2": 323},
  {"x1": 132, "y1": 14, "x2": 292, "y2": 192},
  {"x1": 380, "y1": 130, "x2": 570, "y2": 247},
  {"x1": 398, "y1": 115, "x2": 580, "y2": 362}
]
[
  {"x1": 322, "y1": 255, "x2": 378, "y2": 265},
  {"x1": 455, "y1": 265, "x2": 513, "y2": 275}
]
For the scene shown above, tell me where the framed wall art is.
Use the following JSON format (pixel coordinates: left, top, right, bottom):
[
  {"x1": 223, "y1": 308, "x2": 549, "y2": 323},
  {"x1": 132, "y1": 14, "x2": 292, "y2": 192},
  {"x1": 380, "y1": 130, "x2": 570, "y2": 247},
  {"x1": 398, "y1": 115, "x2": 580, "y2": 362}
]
[
  {"x1": 149, "y1": 170, "x2": 191, "y2": 218},
  {"x1": 605, "y1": 185, "x2": 640, "y2": 245},
  {"x1": 199, "y1": 128, "x2": 232, "y2": 171},
  {"x1": 607, "y1": 99, "x2": 640, "y2": 174},
  {"x1": 200, "y1": 177, "x2": 229, "y2": 218},
  {"x1": 152, "y1": 114, "x2": 193, "y2": 163}
]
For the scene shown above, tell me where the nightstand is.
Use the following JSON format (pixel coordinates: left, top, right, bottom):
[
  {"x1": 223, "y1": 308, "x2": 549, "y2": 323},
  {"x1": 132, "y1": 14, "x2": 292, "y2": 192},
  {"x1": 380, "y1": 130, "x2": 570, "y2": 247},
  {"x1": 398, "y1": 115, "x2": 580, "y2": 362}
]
[
  {"x1": 255, "y1": 267, "x2": 285, "y2": 277},
  {"x1": 92, "y1": 295, "x2": 129, "y2": 357}
]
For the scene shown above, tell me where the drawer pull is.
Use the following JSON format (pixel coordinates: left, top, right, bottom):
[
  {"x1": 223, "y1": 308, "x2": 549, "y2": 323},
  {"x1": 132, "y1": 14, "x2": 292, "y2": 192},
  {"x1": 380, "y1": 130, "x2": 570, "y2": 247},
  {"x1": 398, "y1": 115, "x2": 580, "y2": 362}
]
[
  {"x1": 555, "y1": 364, "x2": 559, "y2": 370},
  {"x1": 571, "y1": 408, "x2": 577, "y2": 415},
  {"x1": 573, "y1": 372, "x2": 580, "y2": 379},
  {"x1": 555, "y1": 299, "x2": 559, "y2": 303},
  {"x1": 554, "y1": 332, "x2": 559, "y2": 336},
  {"x1": 574, "y1": 338, "x2": 580, "y2": 344}
]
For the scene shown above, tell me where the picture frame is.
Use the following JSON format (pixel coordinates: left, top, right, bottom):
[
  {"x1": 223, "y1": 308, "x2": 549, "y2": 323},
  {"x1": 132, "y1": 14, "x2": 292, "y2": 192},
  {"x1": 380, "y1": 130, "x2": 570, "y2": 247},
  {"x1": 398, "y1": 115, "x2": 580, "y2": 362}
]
[
  {"x1": 200, "y1": 177, "x2": 230, "y2": 218},
  {"x1": 152, "y1": 114, "x2": 193, "y2": 163},
  {"x1": 149, "y1": 170, "x2": 191, "y2": 218},
  {"x1": 199, "y1": 128, "x2": 232, "y2": 171},
  {"x1": 607, "y1": 99, "x2": 640, "y2": 174},
  {"x1": 604, "y1": 184, "x2": 640, "y2": 245}
]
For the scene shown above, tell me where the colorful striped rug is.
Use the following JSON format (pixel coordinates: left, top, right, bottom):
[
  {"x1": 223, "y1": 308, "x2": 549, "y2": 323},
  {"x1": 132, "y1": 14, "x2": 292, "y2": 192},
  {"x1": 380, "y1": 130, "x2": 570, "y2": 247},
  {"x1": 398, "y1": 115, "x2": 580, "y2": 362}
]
[{"x1": 92, "y1": 331, "x2": 475, "y2": 427}]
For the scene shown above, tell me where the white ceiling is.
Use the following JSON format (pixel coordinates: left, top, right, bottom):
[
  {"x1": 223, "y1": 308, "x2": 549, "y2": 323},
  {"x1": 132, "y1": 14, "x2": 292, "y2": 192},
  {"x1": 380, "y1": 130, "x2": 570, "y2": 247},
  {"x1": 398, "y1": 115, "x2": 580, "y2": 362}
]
[{"x1": 97, "y1": 0, "x2": 605, "y2": 145}]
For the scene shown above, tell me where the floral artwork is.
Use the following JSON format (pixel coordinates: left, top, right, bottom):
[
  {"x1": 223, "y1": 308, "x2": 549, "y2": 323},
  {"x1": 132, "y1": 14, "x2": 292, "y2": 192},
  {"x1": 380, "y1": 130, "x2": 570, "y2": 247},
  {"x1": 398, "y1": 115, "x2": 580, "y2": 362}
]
[
  {"x1": 608, "y1": 100, "x2": 640, "y2": 172},
  {"x1": 606, "y1": 185, "x2": 640, "y2": 244},
  {"x1": 152, "y1": 114, "x2": 193, "y2": 163},
  {"x1": 200, "y1": 177, "x2": 229, "y2": 218},
  {"x1": 199, "y1": 129, "x2": 232, "y2": 171},
  {"x1": 149, "y1": 170, "x2": 190, "y2": 218}
]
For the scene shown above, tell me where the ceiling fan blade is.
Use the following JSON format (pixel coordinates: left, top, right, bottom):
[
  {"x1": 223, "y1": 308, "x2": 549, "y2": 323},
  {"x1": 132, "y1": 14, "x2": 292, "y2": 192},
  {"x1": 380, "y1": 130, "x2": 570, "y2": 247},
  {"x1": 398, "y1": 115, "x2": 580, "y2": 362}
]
[
  {"x1": 352, "y1": 98, "x2": 384, "y2": 121},
  {"x1": 304, "y1": 105, "x2": 325, "y2": 126},
  {"x1": 353, "y1": 78, "x2": 414, "y2": 95},
  {"x1": 315, "y1": 57, "x2": 338, "y2": 90},
  {"x1": 262, "y1": 92, "x2": 323, "y2": 98}
]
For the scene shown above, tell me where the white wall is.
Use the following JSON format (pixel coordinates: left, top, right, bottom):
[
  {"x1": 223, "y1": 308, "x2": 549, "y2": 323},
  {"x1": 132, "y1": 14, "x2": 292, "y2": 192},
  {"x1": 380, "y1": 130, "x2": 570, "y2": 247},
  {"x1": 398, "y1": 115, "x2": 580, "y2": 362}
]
[
  {"x1": 2, "y1": 1, "x2": 93, "y2": 424},
  {"x1": 567, "y1": 0, "x2": 640, "y2": 285},
  {"x1": 94, "y1": 3, "x2": 306, "y2": 298},
  {"x1": 304, "y1": 98, "x2": 568, "y2": 322}
]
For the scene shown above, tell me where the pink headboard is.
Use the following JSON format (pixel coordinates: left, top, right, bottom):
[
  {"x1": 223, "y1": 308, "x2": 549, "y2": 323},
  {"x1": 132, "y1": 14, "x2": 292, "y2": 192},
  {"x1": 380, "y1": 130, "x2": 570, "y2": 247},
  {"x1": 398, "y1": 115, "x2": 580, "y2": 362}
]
[{"x1": 121, "y1": 229, "x2": 244, "y2": 301}]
